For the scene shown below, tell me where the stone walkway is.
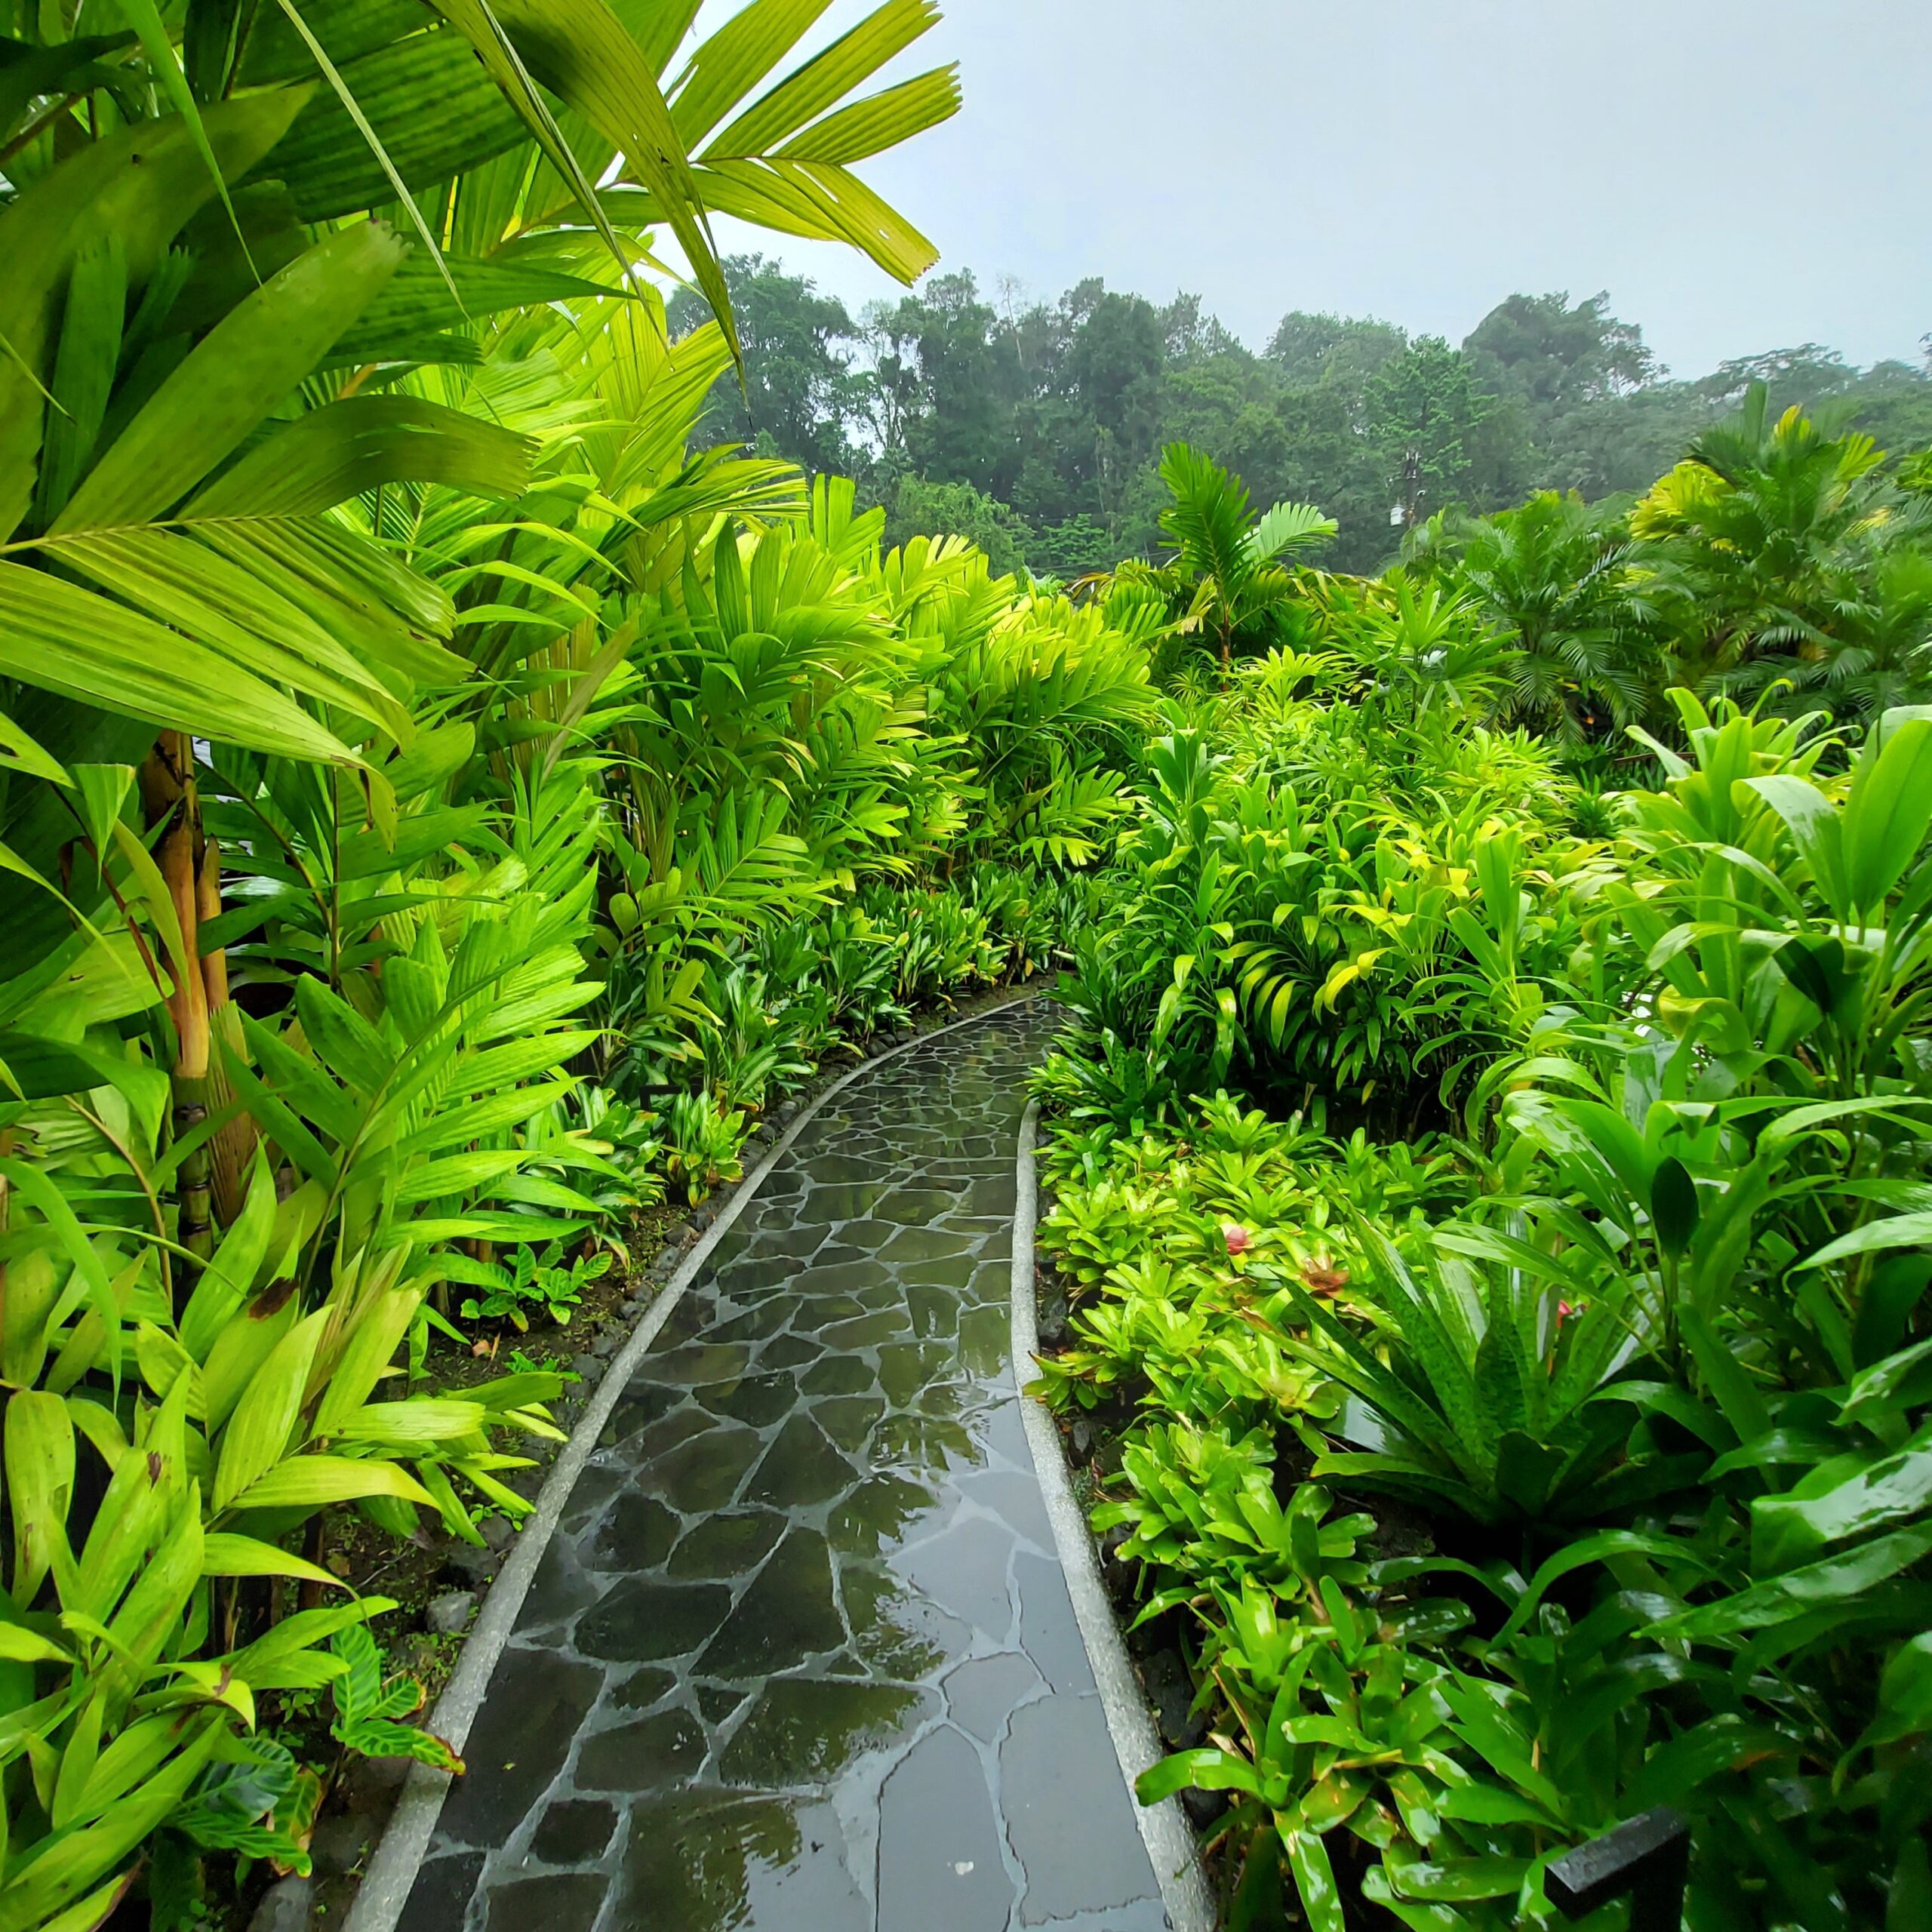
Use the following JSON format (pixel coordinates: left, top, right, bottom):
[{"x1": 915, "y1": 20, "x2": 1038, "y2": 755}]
[{"x1": 405, "y1": 1004, "x2": 1169, "y2": 1932}]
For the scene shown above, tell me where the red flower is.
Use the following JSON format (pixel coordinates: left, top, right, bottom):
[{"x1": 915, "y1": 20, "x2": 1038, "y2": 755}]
[{"x1": 1222, "y1": 1223, "x2": 1253, "y2": 1257}]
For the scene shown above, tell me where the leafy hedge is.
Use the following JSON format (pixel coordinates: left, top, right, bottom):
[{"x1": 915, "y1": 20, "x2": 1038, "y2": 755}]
[{"x1": 1036, "y1": 634, "x2": 1932, "y2": 1927}]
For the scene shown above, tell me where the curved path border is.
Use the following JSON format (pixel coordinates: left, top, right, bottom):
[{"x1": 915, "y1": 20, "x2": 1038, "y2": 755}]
[
  {"x1": 1010, "y1": 1100, "x2": 1217, "y2": 1932},
  {"x1": 345, "y1": 998, "x2": 1210, "y2": 1932}
]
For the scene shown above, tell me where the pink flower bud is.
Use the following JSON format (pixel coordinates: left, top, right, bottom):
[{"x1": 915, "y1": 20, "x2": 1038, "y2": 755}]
[{"x1": 1222, "y1": 1223, "x2": 1253, "y2": 1257}]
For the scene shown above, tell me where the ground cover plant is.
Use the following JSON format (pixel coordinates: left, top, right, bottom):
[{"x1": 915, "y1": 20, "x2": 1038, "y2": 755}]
[{"x1": 1032, "y1": 435, "x2": 1932, "y2": 1930}]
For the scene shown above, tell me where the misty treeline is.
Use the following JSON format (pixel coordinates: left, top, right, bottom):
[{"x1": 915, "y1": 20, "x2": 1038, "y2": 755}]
[{"x1": 671, "y1": 260, "x2": 1932, "y2": 577}]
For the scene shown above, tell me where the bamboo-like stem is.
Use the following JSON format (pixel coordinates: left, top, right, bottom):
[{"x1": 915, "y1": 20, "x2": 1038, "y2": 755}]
[
  {"x1": 140, "y1": 734, "x2": 214, "y2": 1272},
  {"x1": 198, "y1": 840, "x2": 258, "y2": 1226}
]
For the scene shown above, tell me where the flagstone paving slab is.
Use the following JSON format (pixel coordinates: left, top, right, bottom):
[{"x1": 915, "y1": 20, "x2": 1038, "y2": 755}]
[{"x1": 405, "y1": 1005, "x2": 1170, "y2": 1932}]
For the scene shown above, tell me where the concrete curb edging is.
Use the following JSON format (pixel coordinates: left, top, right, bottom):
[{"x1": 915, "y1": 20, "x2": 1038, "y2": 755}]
[
  {"x1": 1009, "y1": 1100, "x2": 1219, "y2": 1932},
  {"x1": 343, "y1": 995, "x2": 1040, "y2": 1932}
]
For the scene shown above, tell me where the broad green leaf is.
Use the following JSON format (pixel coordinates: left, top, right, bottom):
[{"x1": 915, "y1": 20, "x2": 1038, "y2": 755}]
[
  {"x1": 669, "y1": 0, "x2": 832, "y2": 149},
  {"x1": 1743, "y1": 774, "x2": 1851, "y2": 924},
  {"x1": 0, "y1": 94, "x2": 308, "y2": 540},
  {"x1": 3, "y1": 1389, "x2": 74, "y2": 1611},
  {"x1": 1843, "y1": 711, "x2": 1932, "y2": 915},
  {"x1": 0, "y1": 562, "x2": 356, "y2": 764},
  {"x1": 0, "y1": 1711, "x2": 221, "y2": 1929},
  {"x1": 312, "y1": 1289, "x2": 420, "y2": 1438},
  {"x1": 329, "y1": 257, "x2": 623, "y2": 366},
  {"x1": 179, "y1": 1153, "x2": 279, "y2": 1364},
  {"x1": 53, "y1": 221, "x2": 407, "y2": 535},
  {"x1": 201, "y1": 1533, "x2": 344, "y2": 1589},
  {"x1": 243, "y1": 25, "x2": 525, "y2": 220},
  {"x1": 230, "y1": 1454, "x2": 435, "y2": 1512},
  {"x1": 1282, "y1": 1826, "x2": 1345, "y2": 1932},
  {"x1": 1654, "y1": 1521, "x2": 1932, "y2": 1641},
  {"x1": 103, "y1": 1481, "x2": 205, "y2": 1691},
  {"x1": 214, "y1": 1309, "x2": 328, "y2": 1512},
  {"x1": 106, "y1": 0, "x2": 254, "y2": 262},
  {"x1": 200, "y1": 1279, "x2": 302, "y2": 1434},
  {"x1": 0, "y1": 1627, "x2": 75, "y2": 1667},
  {"x1": 1751, "y1": 1429, "x2": 1932, "y2": 1574},
  {"x1": 693, "y1": 155, "x2": 939, "y2": 281},
  {"x1": 269, "y1": 0, "x2": 465, "y2": 311},
  {"x1": 32, "y1": 232, "x2": 125, "y2": 529},
  {"x1": 1803, "y1": 1212, "x2": 1932, "y2": 1273},
  {"x1": 1864, "y1": 1632, "x2": 1932, "y2": 1748},
  {"x1": 1135, "y1": 1748, "x2": 1263, "y2": 1802},
  {"x1": 332, "y1": 1399, "x2": 490, "y2": 1447}
]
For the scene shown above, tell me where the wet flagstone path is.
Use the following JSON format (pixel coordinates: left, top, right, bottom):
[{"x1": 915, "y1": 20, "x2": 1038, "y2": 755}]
[{"x1": 407, "y1": 1004, "x2": 1170, "y2": 1932}]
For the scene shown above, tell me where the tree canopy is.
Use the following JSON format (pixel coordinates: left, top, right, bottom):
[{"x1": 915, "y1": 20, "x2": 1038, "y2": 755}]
[{"x1": 674, "y1": 262, "x2": 1932, "y2": 580}]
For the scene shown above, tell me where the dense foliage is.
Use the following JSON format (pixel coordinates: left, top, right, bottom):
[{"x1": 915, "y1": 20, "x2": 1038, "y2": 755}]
[
  {"x1": 8, "y1": 2, "x2": 1932, "y2": 1926},
  {"x1": 1032, "y1": 452, "x2": 1932, "y2": 1924},
  {"x1": 675, "y1": 260, "x2": 1932, "y2": 577},
  {"x1": 0, "y1": 2, "x2": 1166, "y2": 1923}
]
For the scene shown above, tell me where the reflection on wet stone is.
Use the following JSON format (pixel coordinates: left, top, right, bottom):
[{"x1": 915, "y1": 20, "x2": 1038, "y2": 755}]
[
  {"x1": 697, "y1": 1531, "x2": 843, "y2": 1679},
  {"x1": 576, "y1": 1578, "x2": 731, "y2": 1663},
  {"x1": 1005, "y1": 1694, "x2": 1167, "y2": 1924},
  {"x1": 718, "y1": 1678, "x2": 933, "y2": 1786},
  {"x1": 576, "y1": 1706, "x2": 709, "y2": 1792},
  {"x1": 407, "y1": 1854, "x2": 485, "y2": 1932},
  {"x1": 530, "y1": 1797, "x2": 617, "y2": 1866},
  {"x1": 665, "y1": 1506, "x2": 786, "y2": 1578},
  {"x1": 589, "y1": 1493, "x2": 681, "y2": 1571},
  {"x1": 403, "y1": 1005, "x2": 1164, "y2": 1931}
]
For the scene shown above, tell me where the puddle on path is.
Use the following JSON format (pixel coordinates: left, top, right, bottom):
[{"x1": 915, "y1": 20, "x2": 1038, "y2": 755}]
[{"x1": 406, "y1": 1003, "x2": 1169, "y2": 1932}]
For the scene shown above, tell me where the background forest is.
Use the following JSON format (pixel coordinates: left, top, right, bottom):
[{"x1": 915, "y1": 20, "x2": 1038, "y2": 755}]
[{"x1": 672, "y1": 257, "x2": 1932, "y2": 577}]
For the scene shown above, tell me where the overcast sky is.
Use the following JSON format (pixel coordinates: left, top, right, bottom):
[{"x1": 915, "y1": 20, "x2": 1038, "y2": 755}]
[{"x1": 691, "y1": 0, "x2": 1931, "y2": 379}]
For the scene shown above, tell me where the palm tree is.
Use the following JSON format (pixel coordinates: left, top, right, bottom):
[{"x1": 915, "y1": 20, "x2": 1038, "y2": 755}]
[
  {"x1": 0, "y1": 0, "x2": 962, "y2": 993},
  {"x1": 0, "y1": 7, "x2": 970, "y2": 1913},
  {"x1": 1112, "y1": 441, "x2": 1336, "y2": 676},
  {"x1": 1629, "y1": 382, "x2": 1897, "y2": 691},
  {"x1": 1441, "y1": 491, "x2": 1660, "y2": 741}
]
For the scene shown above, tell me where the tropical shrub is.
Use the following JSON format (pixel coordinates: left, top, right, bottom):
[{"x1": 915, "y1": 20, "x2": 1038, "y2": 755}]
[
  {"x1": 0, "y1": 0, "x2": 1100, "y2": 1917},
  {"x1": 1034, "y1": 670, "x2": 1932, "y2": 1928}
]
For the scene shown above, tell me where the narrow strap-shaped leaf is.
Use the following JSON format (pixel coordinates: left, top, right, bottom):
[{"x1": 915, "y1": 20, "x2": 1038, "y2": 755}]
[
  {"x1": 0, "y1": 92, "x2": 307, "y2": 540},
  {"x1": 422, "y1": 0, "x2": 692, "y2": 340},
  {"x1": 270, "y1": 0, "x2": 465, "y2": 310},
  {"x1": 693, "y1": 156, "x2": 938, "y2": 283},
  {"x1": 38, "y1": 528, "x2": 413, "y2": 743},
  {"x1": 0, "y1": 562, "x2": 355, "y2": 764},
  {"x1": 703, "y1": 0, "x2": 937, "y2": 158},
  {"x1": 32, "y1": 232, "x2": 126, "y2": 530},
  {"x1": 667, "y1": 0, "x2": 832, "y2": 149},
  {"x1": 467, "y1": 0, "x2": 740, "y2": 361},
  {"x1": 106, "y1": 0, "x2": 256, "y2": 269},
  {"x1": 774, "y1": 64, "x2": 960, "y2": 164}
]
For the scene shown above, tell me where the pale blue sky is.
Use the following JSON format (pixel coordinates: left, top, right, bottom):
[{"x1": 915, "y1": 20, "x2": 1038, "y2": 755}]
[{"x1": 687, "y1": 0, "x2": 1931, "y2": 377}]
